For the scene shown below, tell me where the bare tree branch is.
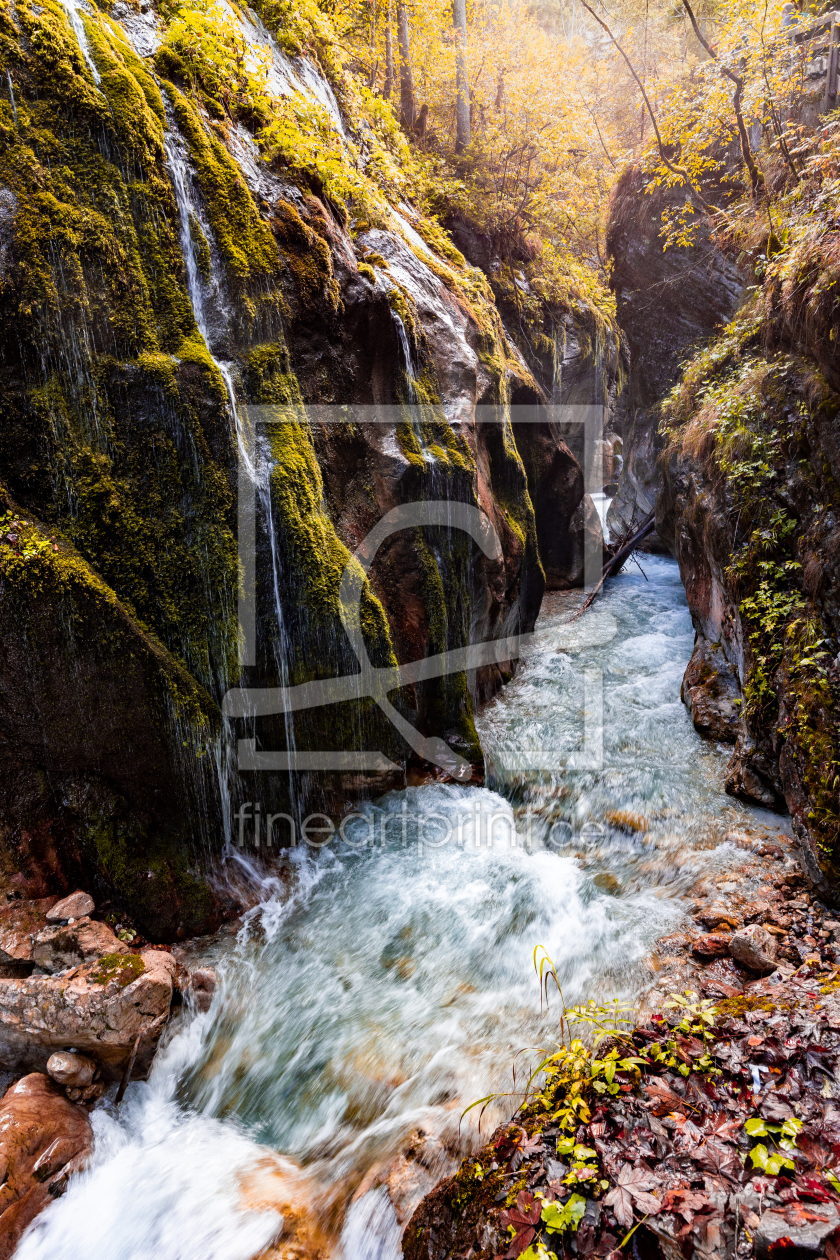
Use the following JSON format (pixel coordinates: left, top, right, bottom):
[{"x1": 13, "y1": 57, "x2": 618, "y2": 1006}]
[
  {"x1": 681, "y1": 0, "x2": 765, "y2": 198},
  {"x1": 578, "y1": 0, "x2": 725, "y2": 218}
]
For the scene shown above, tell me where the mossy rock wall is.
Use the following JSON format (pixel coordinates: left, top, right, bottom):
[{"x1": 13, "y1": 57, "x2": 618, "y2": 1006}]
[{"x1": 0, "y1": 0, "x2": 590, "y2": 922}]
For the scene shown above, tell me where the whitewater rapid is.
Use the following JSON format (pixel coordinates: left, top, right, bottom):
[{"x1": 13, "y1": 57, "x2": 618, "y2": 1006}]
[{"x1": 15, "y1": 556, "x2": 785, "y2": 1260}]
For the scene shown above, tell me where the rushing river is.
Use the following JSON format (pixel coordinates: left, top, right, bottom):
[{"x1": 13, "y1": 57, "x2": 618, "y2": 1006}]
[{"x1": 16, "y1": 556, "x2": 788, "y2": 1260}]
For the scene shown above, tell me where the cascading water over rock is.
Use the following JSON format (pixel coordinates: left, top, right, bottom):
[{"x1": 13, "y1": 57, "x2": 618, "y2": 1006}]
[{"x1": 14, "y1": 558, "x2": 788, "y2": 1260}]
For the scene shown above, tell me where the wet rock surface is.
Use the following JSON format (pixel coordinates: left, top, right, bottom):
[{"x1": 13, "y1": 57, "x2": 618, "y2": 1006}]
[
  {"x1": 0, "y1": 948, "x2": 175, "y2": 1079},
  {"x1": 45, "y1": 1051, "x2": 97, "y2": 1089},
  {"x1": 0, "y1": 1073, "x2": 92, "y2": 1259},
  {"x1": 682, "y1": 635, "x2": 741, "y2": 745},
  {"x1": 404, "y1": 830, "x2": 840, "y2": 1260},
  {"x1": 605, "y1": 169, "x2": 746, "y2": 542}
]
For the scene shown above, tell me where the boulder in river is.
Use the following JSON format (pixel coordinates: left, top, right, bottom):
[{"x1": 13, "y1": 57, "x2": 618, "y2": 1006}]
[
  {"x1": 0, "y1": 949, "x2": 176, "y2": 1078},
  {"x1": 0, "y1": 1073, "x2": 92, "y2": 1259},
  {"x1": 681, "y1": 635, "x2": 740, "y2": 744}
]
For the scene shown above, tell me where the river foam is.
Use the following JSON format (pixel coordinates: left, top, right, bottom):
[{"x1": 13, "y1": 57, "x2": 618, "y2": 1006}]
[{"x1": 14, "y1": 556, "x2": 786, "y2": 1260}]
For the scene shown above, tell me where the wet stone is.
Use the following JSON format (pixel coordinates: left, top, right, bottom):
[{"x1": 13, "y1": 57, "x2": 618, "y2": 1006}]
[
  {"x1": 45, "y1": 892, "x2": 94, "y2": 923},
  {"x1": 754, "y1": 1203, "x2": 840, "y2": 1260},
  {"x1": 729, "y1": 924, "x2": 778, "y2": 973},
  {"x1": 691, "y1": 934, "x2": 731, "y2": 959},
  {"x1": 46, "y1": 1051, "x2": 97, "y2": 1089}
]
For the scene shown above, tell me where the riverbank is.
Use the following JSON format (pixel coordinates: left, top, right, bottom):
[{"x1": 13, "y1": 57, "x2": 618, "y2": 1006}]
[{"x1": 405, "y1": 901, "x2": 840, "y2": 1260}]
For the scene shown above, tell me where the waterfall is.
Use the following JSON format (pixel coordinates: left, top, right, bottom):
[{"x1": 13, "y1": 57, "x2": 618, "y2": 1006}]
[
  {"x1": 13, "y1": 555, "x2": 792, "y2": 1260},
  {"x1": 6, "y1": 72, "x2": 16, "y2": 126},
  {"x1": 58, "y1": 0, "x2": 101, "y2": 82},
  {"x1": 162, "y1": 112, "x2": 300, "y2": 819},
  {"x1": 391, "y1": 311, "x2": 416, "y2": 405},
  {"x1": 391, "y1": 307, "x2": 440, "y2": 467}
]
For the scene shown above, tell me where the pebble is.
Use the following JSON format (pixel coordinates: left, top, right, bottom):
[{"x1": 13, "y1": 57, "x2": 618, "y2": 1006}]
[{"x1": 691, "y1": 934, "x2": 731, "y2": 959}]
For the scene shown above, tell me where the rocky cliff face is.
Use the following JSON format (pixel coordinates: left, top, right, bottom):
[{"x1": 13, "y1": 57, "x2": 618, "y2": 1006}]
[
  {"x1": 605, "y1": 168, "x2": 745, "y2": 543},
  {"x1": 607, "y1": 163, "x2": 840, "y2": 899},
  {"x1": 0, "y1": 0, "x2": 606, "y2": 936},
  {"x1": 658, "y1": 331, "x2": 840, "y2": 898}
]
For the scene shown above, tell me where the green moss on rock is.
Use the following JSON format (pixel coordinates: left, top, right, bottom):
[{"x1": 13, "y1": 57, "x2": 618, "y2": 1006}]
[{"x1": 90, "y1": 952, "x2": 145, "y2": 986}]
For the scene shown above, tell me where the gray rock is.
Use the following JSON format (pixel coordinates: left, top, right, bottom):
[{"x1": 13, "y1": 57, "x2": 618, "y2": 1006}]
[
  {"x1": 681, "y1": 635, "x2": 741, "y2": 745},
  {"x1": 31, "y1": 918, "x2": 127, "y2": 974},
  {"x1": 729, "y1": 923, "x2": 778, "y2": 973},
  {"x1": 45, "y1": 1051, "x2": 97, "y2": 1088},
  {"x1": 0, "y1": 950, "x2": 176, "y2": 1079},
  {"x1": 755, "y1": 1203, "x2": 840, "y2": 1260},
  {"x1": 45, "y1": 892, "x2": 94, "y2": 923}
]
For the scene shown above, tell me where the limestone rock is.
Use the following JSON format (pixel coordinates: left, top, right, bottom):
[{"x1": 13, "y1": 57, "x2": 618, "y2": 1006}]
[
  {"x1": 0, "y1": 949, "x2": 176, "y2": 1078},
  {"x1": 31, "y1": 916, "x2": 128, "y2": 974},
  {"x1": 729, "y1": 924, "x2": 778, "y2": 973},
  {"x1": 45, "y1": 1051, "x2": 97, "y2": 1089},
  {"x1": 45, "y1": 891, "x2": 94, "y2": 922},
  {"x1": 0, "y1": 1073, "x2": 92, "y2": 1259},
  {"x1": 0, "y1": 899, "x2": 56, "y2": 970}
]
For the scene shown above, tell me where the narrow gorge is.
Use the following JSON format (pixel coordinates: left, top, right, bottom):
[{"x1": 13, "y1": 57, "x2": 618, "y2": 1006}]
[{"x1": 0, "y1": 1, "x2": 839, "y2": 1259}]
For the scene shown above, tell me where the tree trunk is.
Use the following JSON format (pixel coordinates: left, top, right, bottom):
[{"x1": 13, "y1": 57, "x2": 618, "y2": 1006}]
[
  {"x1": 494, "y1": 67, "x2": 504, "y2": 112},
  {"x1": 383, "y1": 0, "x2": 394, "y2": 100},
  {"x1": 397, "y1": 0, "x2": 415, "y2": 129},
  {"x1": 452, "y1": 0, "x2": 470, "y2": 152},
  {"x1": 368, "y1": 0, "x2": 377, "y2": 88}
]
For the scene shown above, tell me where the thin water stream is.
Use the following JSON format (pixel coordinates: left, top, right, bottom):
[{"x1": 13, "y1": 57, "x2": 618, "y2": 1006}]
[{"x1": 15, "y1": 556, "x2": 789, "y2": 1260}]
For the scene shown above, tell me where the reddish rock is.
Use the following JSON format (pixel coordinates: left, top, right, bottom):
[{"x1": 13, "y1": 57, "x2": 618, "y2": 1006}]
[
  {"x1": 0, "y1": 1073, "x2": 92, "y2": 1259},
  {"x1": 691, "y1": 934, "x2": 731, "y2": 960},
  {"x1": 696, "y1": 903, "x2": 742, "y2": 931},
  {"x1": 0, "y1": 900, "x2": 56, "y2": 970}
]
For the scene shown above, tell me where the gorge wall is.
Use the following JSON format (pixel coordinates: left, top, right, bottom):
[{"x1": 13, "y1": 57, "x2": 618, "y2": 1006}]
[
  {"x1": 606, "y1": 167, "x2": 746, "y2": 544},
  {"x1": 607, "y1": 167, "x2": 840, "y2": 898},
  {"x1": 0, "y1": 0, "x2": 613, "y2": 937}
]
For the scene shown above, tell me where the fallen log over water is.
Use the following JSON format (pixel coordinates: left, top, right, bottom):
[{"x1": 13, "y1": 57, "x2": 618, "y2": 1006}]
[{"x1": 577, "y1": 512, "x2": 657, "y2": 617}]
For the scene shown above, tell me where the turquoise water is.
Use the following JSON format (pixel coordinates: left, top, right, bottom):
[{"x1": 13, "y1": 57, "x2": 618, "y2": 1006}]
[{"x1": 16, "y1": 557, "x2": 781, "y2": 1260}]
